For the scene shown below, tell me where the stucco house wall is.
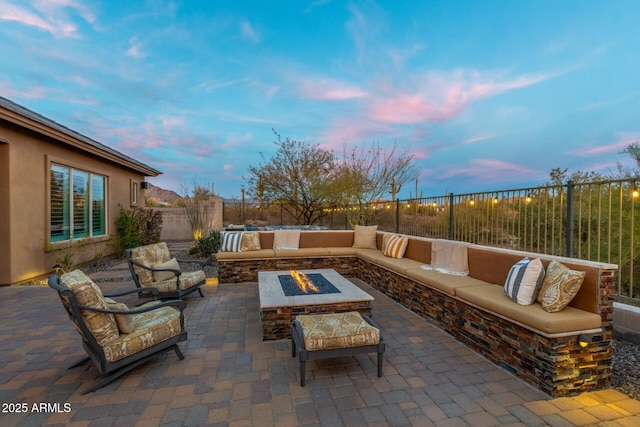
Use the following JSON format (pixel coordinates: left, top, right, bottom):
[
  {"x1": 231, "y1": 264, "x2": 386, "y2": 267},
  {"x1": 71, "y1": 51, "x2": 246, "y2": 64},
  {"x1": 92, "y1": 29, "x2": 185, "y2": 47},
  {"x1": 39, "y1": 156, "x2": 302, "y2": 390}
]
[{"x1": 0, "y1": 96, "x2": 160, "y2": 285}]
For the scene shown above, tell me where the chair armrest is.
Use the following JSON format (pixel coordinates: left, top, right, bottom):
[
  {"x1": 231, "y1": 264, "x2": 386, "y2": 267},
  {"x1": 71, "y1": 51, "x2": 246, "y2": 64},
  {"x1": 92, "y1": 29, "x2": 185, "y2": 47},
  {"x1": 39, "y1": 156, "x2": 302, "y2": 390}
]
[
  {"x1": 78, "y1": 299, "x2": 186, "y2": 315},
  {"x1": 129, "y1": 259, "x2": 182, "y2": 276},
  {"x1": 104, "y1": 287, "x2": 160, "y2": 298},
  {"x1": 176, "y1": 258, "x2": 207, "y2": 269}
]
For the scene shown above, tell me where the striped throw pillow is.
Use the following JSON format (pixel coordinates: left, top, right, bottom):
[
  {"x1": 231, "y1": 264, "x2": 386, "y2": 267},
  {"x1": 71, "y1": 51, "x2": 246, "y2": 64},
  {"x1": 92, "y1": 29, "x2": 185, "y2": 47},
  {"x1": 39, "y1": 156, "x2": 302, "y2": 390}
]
[
  {"x1": 383, "y1": 235, "x2": 409, "y2": 259},
  {"x1": 504, "y1": 257, "x2": 545, "y2": 305},
  {"x1": 221, "y1": 232, "x2": 243, "y2": 252}
]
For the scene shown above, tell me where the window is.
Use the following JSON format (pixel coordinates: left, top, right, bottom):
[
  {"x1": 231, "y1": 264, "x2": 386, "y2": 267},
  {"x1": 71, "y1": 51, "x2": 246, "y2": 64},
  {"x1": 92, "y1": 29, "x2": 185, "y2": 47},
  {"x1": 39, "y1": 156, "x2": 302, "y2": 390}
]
[
  {"x1": 50, "y1": 164, "x2": 107, "y2": 243},
  {"x1": 131, "y1": 180, "x2": 138, "y2": 206}
]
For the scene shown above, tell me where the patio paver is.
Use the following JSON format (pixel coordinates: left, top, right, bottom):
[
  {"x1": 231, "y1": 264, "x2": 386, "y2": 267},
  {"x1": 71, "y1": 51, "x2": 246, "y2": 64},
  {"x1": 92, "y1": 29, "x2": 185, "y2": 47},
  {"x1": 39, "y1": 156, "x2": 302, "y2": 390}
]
[{"x1": 1, "y1": 253, "x2": 640, "y2": 426}]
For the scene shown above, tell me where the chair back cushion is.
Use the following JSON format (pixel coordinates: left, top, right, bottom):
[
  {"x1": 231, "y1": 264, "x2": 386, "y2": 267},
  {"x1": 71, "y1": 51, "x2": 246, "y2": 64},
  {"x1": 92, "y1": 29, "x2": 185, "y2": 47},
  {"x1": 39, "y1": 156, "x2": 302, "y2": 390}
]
[
  {"x1": 61, "y1": 270, "x2": 120, "y2": 345},
  {"x1": 129, "y1": 242, "x2": 171, "y2": 286}
]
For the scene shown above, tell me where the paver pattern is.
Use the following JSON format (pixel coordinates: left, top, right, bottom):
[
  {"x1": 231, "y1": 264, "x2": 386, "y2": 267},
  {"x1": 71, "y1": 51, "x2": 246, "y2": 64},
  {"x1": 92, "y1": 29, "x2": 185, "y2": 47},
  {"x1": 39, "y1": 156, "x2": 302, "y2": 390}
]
[{"x1": 2, "y1": 250, "x2": 640, "y2": 426}]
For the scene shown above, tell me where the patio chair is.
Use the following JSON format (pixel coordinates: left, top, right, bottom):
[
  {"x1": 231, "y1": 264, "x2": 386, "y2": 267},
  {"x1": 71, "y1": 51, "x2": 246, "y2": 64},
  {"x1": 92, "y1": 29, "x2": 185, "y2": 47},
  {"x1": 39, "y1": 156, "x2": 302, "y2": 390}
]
[
  {"x1": 126, "y1": 242, "x2": 206, "y2": 300},
  {"x1": 49, "y1": 270, "x2": 187, "y2": 394}
]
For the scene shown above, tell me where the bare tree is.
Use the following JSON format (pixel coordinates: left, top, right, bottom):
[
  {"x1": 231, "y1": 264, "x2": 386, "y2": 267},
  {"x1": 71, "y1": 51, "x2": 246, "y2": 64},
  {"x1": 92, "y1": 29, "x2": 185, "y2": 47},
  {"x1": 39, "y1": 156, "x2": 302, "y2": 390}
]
[
  {"x1": 180, "y1": 181, "x2": 216, "y2": 240},
  {"x1": 247, "y1": 131, "x2": 336, "y2": 225},
  {"x1": 334, "y1": 141, "x2": 418, "y2": 226}
]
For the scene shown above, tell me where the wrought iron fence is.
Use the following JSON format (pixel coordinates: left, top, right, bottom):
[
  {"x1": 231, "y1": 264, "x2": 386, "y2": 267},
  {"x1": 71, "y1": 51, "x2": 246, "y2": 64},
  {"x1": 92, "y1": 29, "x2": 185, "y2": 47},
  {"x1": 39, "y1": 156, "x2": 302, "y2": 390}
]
[{"x1": 223, "y1": 178, "x2": 640, "y2": 303}]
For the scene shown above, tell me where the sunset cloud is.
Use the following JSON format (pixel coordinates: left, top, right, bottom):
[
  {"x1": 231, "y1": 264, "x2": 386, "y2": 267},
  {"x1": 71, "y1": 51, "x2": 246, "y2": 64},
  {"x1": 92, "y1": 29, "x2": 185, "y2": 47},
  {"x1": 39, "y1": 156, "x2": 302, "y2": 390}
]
[
  {"x1": 0, "y1": 0, "x2": 94, "y2": 38},
  {"x1": 368, "y1": 69, "x2": 557, "y2": 124},
  {"x1": 568, "y1": 132, "x2": 640, "y2": 157},
  {"x1": 297, "y1": 77, "x2": 368, "y2": 100}
]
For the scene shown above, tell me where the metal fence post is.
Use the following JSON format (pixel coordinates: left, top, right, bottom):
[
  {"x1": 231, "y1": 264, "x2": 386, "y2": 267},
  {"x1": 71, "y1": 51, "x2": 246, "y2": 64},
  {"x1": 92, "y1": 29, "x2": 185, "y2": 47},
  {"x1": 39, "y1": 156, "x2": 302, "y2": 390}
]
[
  {"x1": 395, "y1": 199, "x2": 400, "y2": 233},
  {"x1": 449, "y1": 193, "x2": 454, "y2": 240},
  {"x1": 566, "y1": 180, "x2": 574, "y2": 258}
]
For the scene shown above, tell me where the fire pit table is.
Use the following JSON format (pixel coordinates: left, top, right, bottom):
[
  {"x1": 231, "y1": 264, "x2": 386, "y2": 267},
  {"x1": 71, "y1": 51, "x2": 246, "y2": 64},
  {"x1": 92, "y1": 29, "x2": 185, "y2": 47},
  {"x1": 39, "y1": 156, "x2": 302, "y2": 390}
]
[{"x1": 258, "y1": 269, "x2": 374, "y2": 340}]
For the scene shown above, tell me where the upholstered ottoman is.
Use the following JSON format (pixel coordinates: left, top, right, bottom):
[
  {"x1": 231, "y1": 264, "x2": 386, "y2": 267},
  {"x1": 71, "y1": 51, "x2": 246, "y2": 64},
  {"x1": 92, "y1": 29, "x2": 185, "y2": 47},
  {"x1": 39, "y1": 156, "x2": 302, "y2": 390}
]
[{"x1": 291, "y1": 311, "x2": 385, "y2": 386}]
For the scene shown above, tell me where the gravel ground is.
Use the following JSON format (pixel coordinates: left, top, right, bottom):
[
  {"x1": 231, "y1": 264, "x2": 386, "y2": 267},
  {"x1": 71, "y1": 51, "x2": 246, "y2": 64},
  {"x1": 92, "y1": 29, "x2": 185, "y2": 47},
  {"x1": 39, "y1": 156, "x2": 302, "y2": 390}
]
[{"x1": 32, "y1": 249, "x2": 640, "y2": 401}]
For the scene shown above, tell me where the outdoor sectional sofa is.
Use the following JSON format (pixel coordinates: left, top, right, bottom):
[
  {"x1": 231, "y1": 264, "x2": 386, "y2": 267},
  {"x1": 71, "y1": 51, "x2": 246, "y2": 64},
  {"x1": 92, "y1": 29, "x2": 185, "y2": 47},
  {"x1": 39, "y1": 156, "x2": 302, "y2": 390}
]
[{"x1": 216, "y1": 229, "x2": 617, "y2": 397}]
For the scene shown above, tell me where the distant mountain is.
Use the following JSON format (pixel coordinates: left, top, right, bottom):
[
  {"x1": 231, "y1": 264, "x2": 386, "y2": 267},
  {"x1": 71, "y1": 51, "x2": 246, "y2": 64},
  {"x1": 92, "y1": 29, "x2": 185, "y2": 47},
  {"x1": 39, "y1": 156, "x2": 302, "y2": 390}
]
[{"x1": 145, "y1": 182, "x2": 182, "y2": 206}]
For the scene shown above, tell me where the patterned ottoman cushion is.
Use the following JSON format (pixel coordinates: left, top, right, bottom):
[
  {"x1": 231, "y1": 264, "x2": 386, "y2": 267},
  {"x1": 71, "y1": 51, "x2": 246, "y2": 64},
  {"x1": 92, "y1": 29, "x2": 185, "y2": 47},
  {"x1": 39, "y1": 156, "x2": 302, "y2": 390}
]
[{"x1": 296, "y1": 311, "x2": 380, "y2": 351}]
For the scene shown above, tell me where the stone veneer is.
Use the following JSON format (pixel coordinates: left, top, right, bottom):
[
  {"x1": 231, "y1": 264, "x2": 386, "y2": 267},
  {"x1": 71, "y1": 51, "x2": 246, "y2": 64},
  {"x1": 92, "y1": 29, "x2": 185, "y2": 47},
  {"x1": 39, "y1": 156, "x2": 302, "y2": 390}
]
[
  {"x1": 217, "y1": 256, "x2": 360, "y2": 283},
  {"x1": 261, "y1": 301, "x2": 372, "y2": 340},
  {"x1": 357, "y1": 258, "x2": 615, "y2": 397}
]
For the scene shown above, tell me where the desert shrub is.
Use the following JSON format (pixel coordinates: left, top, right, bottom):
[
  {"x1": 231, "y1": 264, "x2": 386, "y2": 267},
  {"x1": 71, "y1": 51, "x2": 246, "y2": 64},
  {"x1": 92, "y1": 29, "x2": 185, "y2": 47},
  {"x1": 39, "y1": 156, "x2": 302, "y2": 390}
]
[
  {"x1": 114, "y1": 207, "x2": 163, "y2": 254},
  {"x1": 194, "y1": 230, "x2": 221, "y2": 256}
]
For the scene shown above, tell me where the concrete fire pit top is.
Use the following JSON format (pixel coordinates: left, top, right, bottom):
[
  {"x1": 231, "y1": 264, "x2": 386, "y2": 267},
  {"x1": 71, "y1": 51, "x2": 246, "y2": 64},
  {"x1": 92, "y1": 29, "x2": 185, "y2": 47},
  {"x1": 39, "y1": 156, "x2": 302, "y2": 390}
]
[{"x1": 258, "y1": 269, "x2": 374, "y2": 309}]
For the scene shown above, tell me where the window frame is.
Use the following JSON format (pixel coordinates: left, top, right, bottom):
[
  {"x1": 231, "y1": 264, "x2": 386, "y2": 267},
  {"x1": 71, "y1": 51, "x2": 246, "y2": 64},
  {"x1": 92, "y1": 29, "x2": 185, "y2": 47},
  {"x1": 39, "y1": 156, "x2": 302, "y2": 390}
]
[
  {"x1": 131, "y1": 180, "x2": 138, "y2": 206},
  {"x1": 48, "y1": 160, "x2": 109, "y2": 244}
]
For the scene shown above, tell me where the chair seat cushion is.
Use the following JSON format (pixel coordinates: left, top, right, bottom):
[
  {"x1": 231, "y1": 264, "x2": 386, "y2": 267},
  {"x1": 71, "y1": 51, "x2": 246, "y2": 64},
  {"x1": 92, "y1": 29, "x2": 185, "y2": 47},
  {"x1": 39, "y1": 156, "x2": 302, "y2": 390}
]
[
  {"x1": 102, "y1": 302, "x2": 182, "y2": 363},
  {"x1": 152, "y1": 270, "x2": 206, "y2": 293},
  {"x1": 296, "y1": 311, "x2": 380, "y2": 351}
]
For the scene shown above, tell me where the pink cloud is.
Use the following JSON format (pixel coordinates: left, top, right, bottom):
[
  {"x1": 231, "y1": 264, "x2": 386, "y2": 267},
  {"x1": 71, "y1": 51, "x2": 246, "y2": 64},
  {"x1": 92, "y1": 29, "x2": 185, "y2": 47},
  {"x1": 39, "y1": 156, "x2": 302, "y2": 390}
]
[
  {"x1": 568, "y1": 132, "x2": 640, "y2": 157},
  {"x1": 368, "y1": 69, "x2": 555, "y2": 124},
  {"x1": 297, "y1": 77, "x2": 368, "y2": 100},
  {"x1": 0, "y1": 0, "x2": 94, "y2": 38},
  {"x1": 440, "y1": 158, "x2": 538, "y2": 181}
]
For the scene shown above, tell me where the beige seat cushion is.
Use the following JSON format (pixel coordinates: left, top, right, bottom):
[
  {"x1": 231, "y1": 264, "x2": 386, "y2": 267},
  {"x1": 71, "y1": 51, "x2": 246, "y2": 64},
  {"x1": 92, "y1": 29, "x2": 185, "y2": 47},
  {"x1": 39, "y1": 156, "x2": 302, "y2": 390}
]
[
  {"x1": 456, "y1": 285, "x2": 601, "y2": 334},
  {"x1": 327, "y1": 247, "x2": 359, "y2": 256},
  {"x1": 405, "y1": 268, "x2": 494, "y2": 296},
  {"x1": 102, "y1": 301, "x2": 182, "y2": 363},
  {"x1": 357, "y1": 249, "x2": 422, "y2": 275},
  {"x1": 216, "y1": 249, "x2": 276, "y2": 260},
  {"x1": 297, "y1": 311, "x2": 380, "y2": 351},
  {"x1": 274, "y1": 248, "x2": 331, "y2": 258}
]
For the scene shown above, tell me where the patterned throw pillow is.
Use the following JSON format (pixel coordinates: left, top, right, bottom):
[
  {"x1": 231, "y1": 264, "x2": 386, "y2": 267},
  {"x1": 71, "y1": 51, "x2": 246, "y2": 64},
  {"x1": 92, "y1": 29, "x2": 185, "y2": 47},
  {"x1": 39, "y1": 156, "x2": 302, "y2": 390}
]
[
  {"x1": 537, "y1": 260, "x2": 586, "y2": 312},
  {"x1": 152, "y1": 258, "x2": 181, "y2": 282},
  {"x1": 221, "y1": 232, "x2": 243, "y2": 252},
  {"x1": 504, "y1": 257, "x2": 545, "y2": 305},
  {"x1": 241, "y1": 232, "x2": 262, "y2": 251},
  {"x1": 383, "y1": 235, "x2": 409, "y2": 258}
]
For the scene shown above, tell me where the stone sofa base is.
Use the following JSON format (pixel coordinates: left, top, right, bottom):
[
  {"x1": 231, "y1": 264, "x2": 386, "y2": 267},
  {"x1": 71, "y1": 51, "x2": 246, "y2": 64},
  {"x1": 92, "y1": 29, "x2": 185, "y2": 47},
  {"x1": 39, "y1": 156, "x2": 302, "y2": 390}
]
[
  {"x1": 217, "y1": 249, "x2": 613, "y2": 397},
  {"x1": 357, "y1": 259, "x2": 612, "y2": 397},
  {"x1": 218, "y1": 256, "x2": 359, "y2": 283}
]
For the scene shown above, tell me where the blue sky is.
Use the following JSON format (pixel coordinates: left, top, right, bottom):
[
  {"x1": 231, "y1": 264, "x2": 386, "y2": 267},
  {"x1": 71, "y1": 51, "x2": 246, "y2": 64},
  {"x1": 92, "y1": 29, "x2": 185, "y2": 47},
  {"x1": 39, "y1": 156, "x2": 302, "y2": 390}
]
[{"x1": 2, "y1": 1, "x2": 639, "y2": 199}]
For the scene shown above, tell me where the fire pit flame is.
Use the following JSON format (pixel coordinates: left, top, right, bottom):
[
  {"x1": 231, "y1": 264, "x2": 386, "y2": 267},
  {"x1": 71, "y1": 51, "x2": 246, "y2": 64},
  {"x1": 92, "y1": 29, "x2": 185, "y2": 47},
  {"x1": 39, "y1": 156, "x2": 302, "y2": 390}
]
[{"x1": 289, "y1": 270, "x2": 319, "y2": 293}]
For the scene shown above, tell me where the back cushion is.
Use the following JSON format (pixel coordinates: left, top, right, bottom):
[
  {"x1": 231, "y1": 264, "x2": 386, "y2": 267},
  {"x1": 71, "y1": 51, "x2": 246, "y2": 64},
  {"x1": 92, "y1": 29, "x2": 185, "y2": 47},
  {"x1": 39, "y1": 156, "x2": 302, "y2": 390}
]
[
  {"x1": 404, "y1": 237, "x2": 432, "y2": 264},
  {"x1": 130, "y1": 242, "x2": 171, "y2": 285},
  {"x1": 260, "y1": 232, "x2": 275, "y2": 249},
  {"x1": 62, "y1": 270, "x2": 120, "y2": 345},
  {"x1": 299, "y1": 231, "x2": 354, "y2": 248},
  {"x1": 467, "y1": 247, "x2": 599, "y2": 313}
]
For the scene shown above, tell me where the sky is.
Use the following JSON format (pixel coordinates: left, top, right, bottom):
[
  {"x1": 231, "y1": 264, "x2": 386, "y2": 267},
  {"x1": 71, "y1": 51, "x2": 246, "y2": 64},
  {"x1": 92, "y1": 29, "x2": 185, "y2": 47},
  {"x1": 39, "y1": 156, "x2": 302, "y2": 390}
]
[{"x1": 1, "y1": 1, "x2": 639, "y2": 199}]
